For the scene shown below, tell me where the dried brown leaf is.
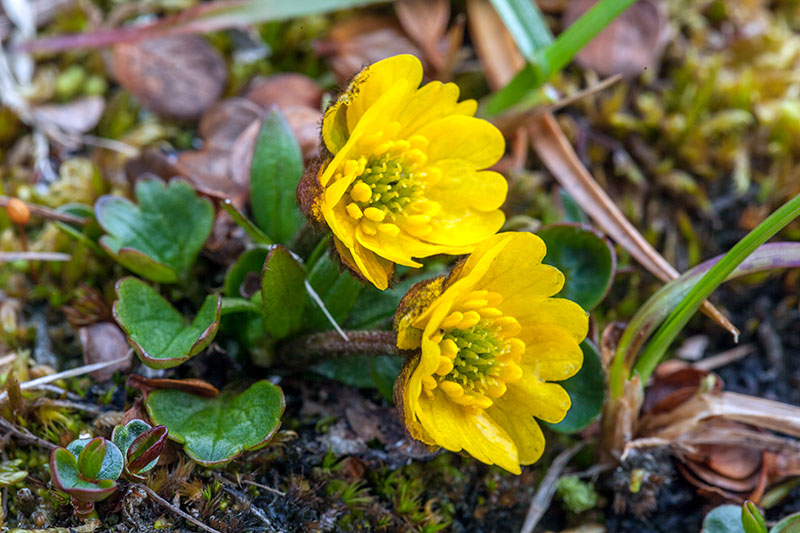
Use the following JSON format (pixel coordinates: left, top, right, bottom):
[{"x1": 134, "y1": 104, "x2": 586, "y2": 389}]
[
  {"x1": 315, "y1": 15, "x2": 423, "y2": 83},
  {"x1": 282, "y1": 105, "x2": 323, "y2": 162},
  {"x1": 199, "y1": 98, "x2": 263, "y2": 151},
  {"x1": 564, "y1": 0, "x2": 670, "y2": 77},
  {"x1": 112, "y1": 35, "x2": 227, "y2": 119},
  {"x1": 79, "y1": 322, "x2": 131, "y2": 382},
  {"x1": 395, "y1": 0, "x2": 450, "y2": 69},
  {"x1": 30, "y1": 96, "x2": 106, "y2": 133},
  {"x1": 244, "y1": 73, "x2": 322, "y2": 110},
  {"x1": 128, "y1": 375, "x2": 219, "y2": 398}
]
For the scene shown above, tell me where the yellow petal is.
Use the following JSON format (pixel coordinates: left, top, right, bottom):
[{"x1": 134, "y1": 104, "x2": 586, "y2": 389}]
[
  {"x1": 348, "y1": 239, "x2": 394, "y2": 290},
  {"x1": 422, "y1": 207, "x2": 506, "y2": 247},
  {"x1": 396, "y1": 81, "x2": 476, "y2": 137},
  {"x1": 518, "y1": 324, "x2": 583, "y2": 381},
  {"x1": 416, "y1": 391, "x2": 521, "y2": 474},
  {"x1": 515, "y1": 298, "x2": 589, "y2": 343},
  {"x1": 488, "y1": 400, "x2": 546, "y2": 465},
  {"x1": 505, "y1": 376, "x2": 572, "y2": 424},
  {"x1": 415, "y1": 115, "x2": 505, "y2": 168},
  {"x1": 322, "y1": 55, "x2": 423, "y2": 153},
  {"x1": 427, "y1": 164, "x2": 508, "y2": 212}
]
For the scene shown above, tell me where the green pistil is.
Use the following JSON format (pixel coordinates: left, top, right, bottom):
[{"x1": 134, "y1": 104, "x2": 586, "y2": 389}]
[
  {"x1": 442, "y1": 324, "x2": 504, "y2": 392},
  {"x1": 355, "y1": 154, "x2": 421, "y2": 214}
]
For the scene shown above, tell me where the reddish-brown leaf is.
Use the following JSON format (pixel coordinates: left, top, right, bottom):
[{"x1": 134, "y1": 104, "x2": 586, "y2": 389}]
[
  {"x1": 112, "y1": 35, "x2": 227, "y2": 119},
  {"x1": 244, "y1": 73, "x2": 322, "y2": 110}
]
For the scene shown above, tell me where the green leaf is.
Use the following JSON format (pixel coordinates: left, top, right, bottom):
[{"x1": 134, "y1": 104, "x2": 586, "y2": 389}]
[
  {"x1": 771, "y1": 512, "x2": 800, "y2": 533},
  {"x1": 488, "y1": 0, "x2": 553, "y2": 62},
  {"x1": 50, "y1": 448, "x2": 118, "y2": 502},
  {"x1": 96, "y1": 178, "x2": 214, "y2": 283},
  {"x1": 305, "y1": 250, "x2": 362, "y2": 331},
  {"x1": 77, "y1": 437, "x2": 106, "y2": 480},
  {"x1": 113, "y1": 277, "x2": 222, "y2": 369},
  {"x1": 702, "y1": 505, "x2": 746, "y2": 533},
  {"x1": 539, "y1": 224, "x2": 616, "y2": 311},
  {"x1": 261, "y1": 245, "x2": 306, "y2": 340},
  {"x1": 311, "y1": 355, "x2": 403, "y2": 400},
  {"x1": 126, "y1": 425, "x2": 168, "y2": 475},
  {"x1": 145, "y1": 380, "x2": 285, "y2": 466},
  {"x1": 111, "y1": 419, "x2": 151, "y2": 455},
  {"x1": 743, "y1": 502, "x2": 767, "y2": 533},
  {"x1": 544, "y1": 340, "x2": 604, "y2": 433},
  {"x1": 66, "y1": 438, "x2": 123, "y2": 482},
  {"x1": 633, "y1": 193, "x2": 800, "y2": 387},
  {"x1": 224, "y1": 247, "x2": 270, "y2": 297},
  {"x1": 250, "y1": 109, "x2": 305, "y2": 245}
]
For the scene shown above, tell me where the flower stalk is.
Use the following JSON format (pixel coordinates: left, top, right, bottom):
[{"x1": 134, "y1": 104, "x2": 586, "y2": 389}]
[{"x1": 278, "y1": 330, "x2": 399, "y2": 367}]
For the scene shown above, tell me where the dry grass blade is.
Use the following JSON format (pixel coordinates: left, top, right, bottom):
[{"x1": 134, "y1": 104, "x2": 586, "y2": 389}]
[
  {"x1": 528, "y1": 113, "x2": 736, "y2": 337},
  {"x1": 520, "y1": 443, "x2": 585, "y2": 533},
  {"x1": 465, "y1": 0, "x2": 735, "y2": 337},
  {"x1": 0, "y1": 252, "x2": 71, "y2": 262}
]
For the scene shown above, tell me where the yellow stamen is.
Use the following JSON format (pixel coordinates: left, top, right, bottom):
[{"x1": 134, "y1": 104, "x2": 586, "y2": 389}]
[
  {"x1": 422, "y1": 375, "x2": 438, "y2": 390},
  {"x1": 494, "y1": 316, "x2": 521, "y2": 337},
  {"x1": 478, "y1": 307, "x2": 503, "y2": 318},
  {"x1": 363, "y1": 207, "x2": 386, "y2": 222},
  {"x1": 346, "y1": 203, "x2": 363, "y2": 219},
  {"x1": 405, "y1": 214, "x2": 430, "y2": 226},
  {"x1": 486, "y1": 382, "x2": 507, "y2": 399},
  {"x1": 439, "y1": 338, "x2": 459, "y2": 359},
  {"x1": 500, "y1": 362, "x2": 523, "y2": 383},
  {"x1": 361, "y1": 221, "x2": 377, "y2": 235},
  {"x1": 461, "y1": 299, "x2": 489, "y2": 310},
  {"x1": 350, "y1": 181, "x2": 372, "y2": 202},
  {"x1": 440, "y1": 312, "x2": 463, "y2": 329},
  {"x1": 457, "y1": 311, "x2": 481, "y2": 329},
  {"x1": 439, "y1": 381, "x2": 464, "y2": 398},
  {"x1": 378, "y1": 223, "x2": 400, "y2": 236},
  {"x1": 505, "y1": 338, "x2": 526, "y2": 362},
  {"x1": 435, "y1": 357, "x2": 454, "y2": 376},
  {"x1": 408, "y1": 135, "x2": 429, "y2": 149}
]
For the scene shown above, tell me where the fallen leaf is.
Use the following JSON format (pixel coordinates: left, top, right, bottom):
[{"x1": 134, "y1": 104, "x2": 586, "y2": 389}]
[
  {"x1": 244, "y1": 73, "x2": 322, "y2": 110},
  {"x1": 394, "y1": 0, "x2": 450, "y2": 70},
  {"x1": 112, "y1": 35, "x2": 227, "y2": 119},
  {"x1": 564, "y1": 0, "x2": 670, "y2": 77},
  {"x1": 198, "y1": 97, "x2": 263, "y2": 151},
  {"x1": 315, "y1": 15, "x2": 423, "y2": 82},
  {"x1": 282, "y1": 105, "x2": 323, "y2": 161},
  {"x1": 79, "y1": 322, "x2": 131, "y2": 382},
  {"x1": 31, "y1": 96, "x2": 106, "y2": 133}
]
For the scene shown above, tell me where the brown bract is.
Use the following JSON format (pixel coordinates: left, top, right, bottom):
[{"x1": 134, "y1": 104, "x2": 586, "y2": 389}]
[
  {"x1": 564, "y1": 0, "x2": 671, "y2": 77},
  {"x1": 79, "y1": 322, "x2": 131, "y2": 382},
  {"x1": 112, "y1": 35, "x2": 227, "y2": 119}
]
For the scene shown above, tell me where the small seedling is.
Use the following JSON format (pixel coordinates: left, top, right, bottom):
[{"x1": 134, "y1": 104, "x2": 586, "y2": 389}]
[
  {"x1": 49, "y1": 437, "x2": 123, "y2": 518},
  {"x1": 111, "y1": 419, "x2": 168, "y2": 480}
]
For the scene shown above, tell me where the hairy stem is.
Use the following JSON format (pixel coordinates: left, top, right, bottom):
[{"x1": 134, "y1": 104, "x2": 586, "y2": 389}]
[{"x1": 278, "y1": 330, "x2": 400, "y2": 367}]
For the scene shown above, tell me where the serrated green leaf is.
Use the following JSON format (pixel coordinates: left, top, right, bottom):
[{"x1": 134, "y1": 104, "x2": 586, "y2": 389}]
[
  {"x1": 539, "y1": 224, "x2": 616, "y2": 311},
  {"x1": 145, "y1": 380, "x2": 285, "y2": 465},
  {"x1": 702, "y1": 505, "x2": 746, "y2": 533},
  {"x1": 96, "y1": 178, "x2": 214, "y2": 283},
  {"x1": 545, "y1": 340, "x2": 604, "y2": 433},
  {"x1": 113, "y1": 277, "x2": 221, "y2": 369},
  {"x1": 261, "y1": 245, "x2": 306, "y2": 340},
  {"x1": 250, "y1": 109, "x2": 305, "y2": 245}
]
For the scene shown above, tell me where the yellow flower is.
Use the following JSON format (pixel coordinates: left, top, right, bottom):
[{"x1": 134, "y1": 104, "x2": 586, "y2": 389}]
[
  {"x1": 394, "y1": 232, "x2": 588, "y2": 474},
  {"x1": 300, "y1": 54, "x2": 507, "y2": 290}
]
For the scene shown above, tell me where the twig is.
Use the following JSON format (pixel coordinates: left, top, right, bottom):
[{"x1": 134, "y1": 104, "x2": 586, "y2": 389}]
[
  {"x1": 694, "y1": 344, "x2": 755, "y2": 371},
  {"x1": 33, "y1": 398, "x2": 103, "y2": 416},
  {"x1": 0, "y1": 350, "x2": 132, "y2": 404},
  {"x1": 0, "y1": 416, "x2": 57, "y2": 450},
  {"x1": 221, "y1": 484, "x2": 278, "y2": 531},
  {"x1": 0, "y1": 353, "x2": 17, "y2": 367},
  {"x1": 0, "y1": 196, "x2": 87, "y2": 225},
  {"x1": 138, "y1": 484, "x2": 222, "y2": 533},
  {"x1": 0, "y1": 252, "x2": 71, "y2": 262},
  {"x1": 520, "y1": 443, "x2": 585, "y2": 533},
  {"x1": 241, "y1": 478, "x2": 286, "y2": 497}
]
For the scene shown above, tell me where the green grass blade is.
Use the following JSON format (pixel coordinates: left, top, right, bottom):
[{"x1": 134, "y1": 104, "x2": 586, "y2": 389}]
[
  {"x1": 632, "y1": 193, "x2": 800, "y2": 384},
  {"x1": 488, "y1": 0, "x2": 553, "y2": 62},
  {"x1": 543, "y1": 0, "x2": 637, "y2": 76}
]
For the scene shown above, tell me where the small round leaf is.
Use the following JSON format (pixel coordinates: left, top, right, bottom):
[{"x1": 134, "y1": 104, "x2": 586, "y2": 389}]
[{"x1": 545, "y1": 340, "x2": 605, "y2": 434}]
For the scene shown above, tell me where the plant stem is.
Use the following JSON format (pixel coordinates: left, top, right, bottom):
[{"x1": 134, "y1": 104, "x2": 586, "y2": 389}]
[
  {"x1": 278, "y1": 330, "x2": 399, "y2": 367},
  {"x1": 632, "y1": 193, "x2": 800, "y2": 385}
]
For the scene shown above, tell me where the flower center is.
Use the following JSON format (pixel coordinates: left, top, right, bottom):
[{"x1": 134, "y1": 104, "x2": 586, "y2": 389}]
[
  {"x1": 338, "y1": 132, "x2": 442, "y2": 238},
  {"x1": 421, "y1": 290, "x2": 525, "y2": 412}
]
